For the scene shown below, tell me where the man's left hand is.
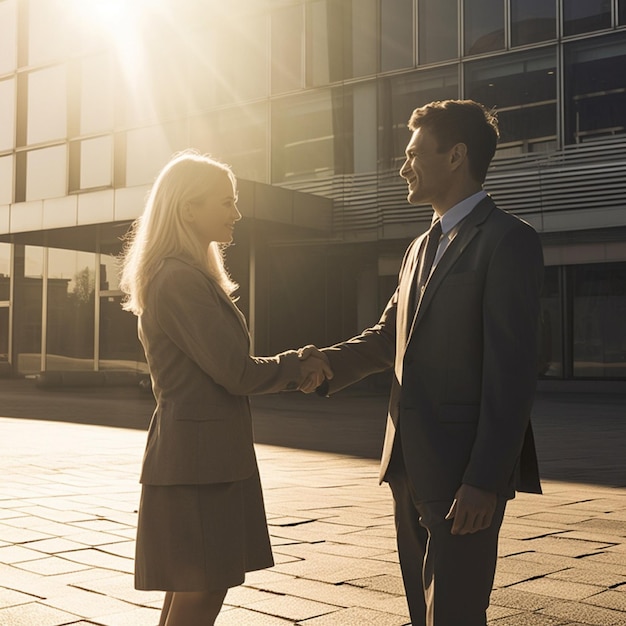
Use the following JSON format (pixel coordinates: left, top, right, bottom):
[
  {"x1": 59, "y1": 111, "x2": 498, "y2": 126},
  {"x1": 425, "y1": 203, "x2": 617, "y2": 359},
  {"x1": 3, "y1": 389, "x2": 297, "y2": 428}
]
[{"x1": 445, "y1": 484, "x2": 497, "y2": 535}]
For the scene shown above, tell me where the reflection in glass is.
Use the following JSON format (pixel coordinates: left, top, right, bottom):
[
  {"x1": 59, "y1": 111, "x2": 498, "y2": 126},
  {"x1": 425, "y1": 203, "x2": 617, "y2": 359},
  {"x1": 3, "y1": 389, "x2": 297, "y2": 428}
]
[
  {"x1": 418, "y1": 0, "x2": 458, "y2": 64},
  {"x1": 99, "y1": 294, "x2": 147, "y2": 373},
  {"x1": 379, "y1": 67, "x2": 459, "y2": 170},
  {"x1": 15, "y1": 246, "x2": 43, "y2": 375},
  {"x1": 465, "y1": 49, "x2": 557, "y2": 154},
  {"x1": 563, "y1": 0, "x2": 611, "y2": 36},
  {"x1": 573, "y1": 262, "x2": 626, "y2": 378},
  {"x1": 271, "y1": 5, "x2": 304, "y2": 94},
  {"x1": 27, "y1": 66, "x2": 67, "y2": 145},
  {"x1": 511, "y1": 0, "x2": 556, "y2": 47},
  {"x1": 271, "y1": 90, "x2": 337, "y2": 183},
  {"x1": 26, "y1": 146, "x2": 67, "y2": 201},
  {"x1": 564, "y1": 36, "x2": 626, "y2": 144},
  {"x1": 381, "y1": 0, "x2": 413, "y2": 72},
  {"x1": 306, "y1": 0, "x2": 343, "y2": 84},
  {"x1": 46, "y1": 249, "x2": 95, "y2": 372},
  {"x1": 539, "y1": 266, "x2": 562, "y2": 378},
  {"x1": 464, "y1": 0, "x2": 504, "y2": 55},
  {"x1": 0, "y1": 79, "x2": 16, "y2": 151},
  {"x1": 0, "y1": 243, "x2": 11, "y2": 285}
]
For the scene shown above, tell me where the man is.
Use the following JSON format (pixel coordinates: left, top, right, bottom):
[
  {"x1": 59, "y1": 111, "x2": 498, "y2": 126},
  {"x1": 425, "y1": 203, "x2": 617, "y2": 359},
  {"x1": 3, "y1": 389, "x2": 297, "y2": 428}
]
[{"x1": 302, "y1": 100, "x2": 544, "y2": 625}]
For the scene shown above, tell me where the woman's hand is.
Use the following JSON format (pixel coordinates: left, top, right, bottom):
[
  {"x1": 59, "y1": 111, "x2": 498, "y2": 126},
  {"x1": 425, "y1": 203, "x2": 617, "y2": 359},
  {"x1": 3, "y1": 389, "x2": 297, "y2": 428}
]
[{"x1": 297, "y1": 345, "x2": 333, "y2": 393}]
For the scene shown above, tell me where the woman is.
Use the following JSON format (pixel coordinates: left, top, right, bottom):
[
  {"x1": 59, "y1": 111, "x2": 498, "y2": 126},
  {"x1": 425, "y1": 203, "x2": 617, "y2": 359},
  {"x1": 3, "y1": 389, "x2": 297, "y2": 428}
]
[{"x1": 120, "y1": 151, "x2": 331, "y2": 625}]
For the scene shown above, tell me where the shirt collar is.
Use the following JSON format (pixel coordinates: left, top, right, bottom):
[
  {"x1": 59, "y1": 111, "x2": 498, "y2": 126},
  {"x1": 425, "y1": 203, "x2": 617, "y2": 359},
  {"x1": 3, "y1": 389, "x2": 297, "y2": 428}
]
[{"x1": 435, "y1": 190, "x2": 487, "y2": 235}]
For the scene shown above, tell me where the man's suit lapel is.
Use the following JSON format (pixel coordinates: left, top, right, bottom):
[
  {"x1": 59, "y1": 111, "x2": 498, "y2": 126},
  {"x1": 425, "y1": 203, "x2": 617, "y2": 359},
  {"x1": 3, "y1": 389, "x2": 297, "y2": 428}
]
[{"x1": 408, "y1": 196, "x2": 496, "y2": 339}]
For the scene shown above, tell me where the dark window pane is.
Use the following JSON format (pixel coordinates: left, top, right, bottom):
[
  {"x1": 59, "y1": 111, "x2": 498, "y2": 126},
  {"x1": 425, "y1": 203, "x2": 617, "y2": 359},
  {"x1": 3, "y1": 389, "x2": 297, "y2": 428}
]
[
  {"x1": 563, "y1": 0, "x2": 611, "y2": 36},
  {"x1": 511, "y1": 0, "x2": 556, "y2": 47},
  {"x1": 46, "y1": 249, "x2": 95, "y2": 372},
  {"x1": 465, "y1": 49, "x2": 557, "y2": 153},
  {"x1": 573, "y1": 262, "x2": 626, "y2": 379},
  {"x1": 539, "y1": 266, "x2": 563, "y2": 378},
  {"x1": 379, "y1": 66, "x2": 459, "y2": 170},
  {"x1": 464, "y1": 0, "x2": 504, "y2": 56},
  {"x1": 621, "y1": 0, "x2": 626, "y2": 25},
  {"x1": 306, "y1": 0, "x2": 343, "y2": 85},
  {"x1": 418, "y1": 0, "x2": 458, "y2": 64},
  {"x1": 564, "y1": 36, "x2": 626, "y2": 144},
  {"x1": 346, "y1": 0, "x2": 377, "y2": 78},
  {"x1": 271, "y1": 5, "x2": 304, "y2": 94},
  {"x1": 381, "y1": 0, "x2": 413, "y2": 72}
]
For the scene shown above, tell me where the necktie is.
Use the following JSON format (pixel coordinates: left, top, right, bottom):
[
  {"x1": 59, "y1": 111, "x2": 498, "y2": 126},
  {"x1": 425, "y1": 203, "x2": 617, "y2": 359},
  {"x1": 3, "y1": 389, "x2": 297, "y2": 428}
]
[
  {"x1": 409, "y1": 220, "x2": 442, "y2": 315},
  {"x1": 416, "y1": 219, "x2": 442, "y2": 292}
]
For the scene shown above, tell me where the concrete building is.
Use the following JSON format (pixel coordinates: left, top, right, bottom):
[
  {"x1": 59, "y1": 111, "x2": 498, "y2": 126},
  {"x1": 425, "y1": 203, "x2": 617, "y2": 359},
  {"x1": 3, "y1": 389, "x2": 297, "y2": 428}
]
[{"x1": 0, "y1": 0, "x2": 625, "y2": 389}]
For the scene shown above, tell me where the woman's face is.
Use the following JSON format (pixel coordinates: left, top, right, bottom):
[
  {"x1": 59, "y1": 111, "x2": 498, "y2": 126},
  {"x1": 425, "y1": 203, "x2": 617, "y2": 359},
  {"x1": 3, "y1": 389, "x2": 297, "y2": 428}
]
[{"x1": 187, "y1": 173, "x2": 241, "y2": 246}]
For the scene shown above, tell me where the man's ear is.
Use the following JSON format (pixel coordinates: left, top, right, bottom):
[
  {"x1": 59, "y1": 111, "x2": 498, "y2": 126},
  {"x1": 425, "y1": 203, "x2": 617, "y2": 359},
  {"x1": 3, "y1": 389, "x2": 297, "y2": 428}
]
[{"x1": 449, "y1": 142, "x2": 468, "y2": 171}]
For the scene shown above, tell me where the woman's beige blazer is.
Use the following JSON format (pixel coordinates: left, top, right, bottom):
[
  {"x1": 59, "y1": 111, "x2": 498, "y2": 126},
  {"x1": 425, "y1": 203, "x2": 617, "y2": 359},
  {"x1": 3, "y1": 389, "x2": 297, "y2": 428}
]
[{"x1": 138, "y1": 256, "x2": 302, "y2": 486}]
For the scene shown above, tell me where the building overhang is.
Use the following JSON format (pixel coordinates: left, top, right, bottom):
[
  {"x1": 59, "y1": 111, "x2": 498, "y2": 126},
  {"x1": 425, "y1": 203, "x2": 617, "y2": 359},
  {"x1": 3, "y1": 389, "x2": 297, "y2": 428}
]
[{"x1": 0, "y1": 179, "x2": 333, "y2": 254}]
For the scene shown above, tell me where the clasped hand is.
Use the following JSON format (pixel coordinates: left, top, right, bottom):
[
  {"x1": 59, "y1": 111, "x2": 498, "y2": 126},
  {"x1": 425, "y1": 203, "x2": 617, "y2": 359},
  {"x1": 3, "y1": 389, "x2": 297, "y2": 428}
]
[{"x1": 296, "y1": 345, "x2": 333, "y2": 393}]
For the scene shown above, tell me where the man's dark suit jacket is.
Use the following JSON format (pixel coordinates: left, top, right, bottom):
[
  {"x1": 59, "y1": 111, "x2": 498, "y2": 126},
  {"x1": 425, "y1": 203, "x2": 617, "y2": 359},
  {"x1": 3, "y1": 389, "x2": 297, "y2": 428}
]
[{"x1": 322, "y1": 196, "x2": 544, "y2": 502}]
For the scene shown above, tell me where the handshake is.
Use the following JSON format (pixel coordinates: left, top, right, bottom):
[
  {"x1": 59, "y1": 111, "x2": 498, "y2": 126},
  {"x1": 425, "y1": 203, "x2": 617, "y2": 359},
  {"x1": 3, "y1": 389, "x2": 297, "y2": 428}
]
[{"x1": 296, "y1": 345, "x2": 333, "y2": 394}]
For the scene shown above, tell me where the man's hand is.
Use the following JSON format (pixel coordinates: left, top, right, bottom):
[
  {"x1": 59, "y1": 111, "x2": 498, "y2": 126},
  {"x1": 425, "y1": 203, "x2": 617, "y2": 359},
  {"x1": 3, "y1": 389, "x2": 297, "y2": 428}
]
[
  {"x1": 445, "y1": 484, "x2": 497, "y2": 535},
  {"x1": 297, "y1": 345, "x2": 333, "y2": 393}
]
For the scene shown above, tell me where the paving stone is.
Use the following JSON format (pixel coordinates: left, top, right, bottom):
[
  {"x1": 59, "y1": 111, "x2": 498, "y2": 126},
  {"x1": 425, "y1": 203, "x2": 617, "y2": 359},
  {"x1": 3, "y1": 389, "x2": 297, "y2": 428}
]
[
  {"x1": 523, "y1": 535, "x2": 614, "y2": 558},
  {"x1": 71, "y1": 572, "x2": 163, "y2": 606},
  {"x1": 490, "y1": 588, "x2": 556, "y2": 611},
  {"x1": 215, "y1": 606, "x2": 293, "y2": 624},
  {"x1": 0, "y1": 588, "x2": 40, "y2": 610},
  {"x1": 547, "y1": 567, "x2": 626, "y2": 588},
  {"x1": 583, "y1": 589, "x2": 626, "y2": 612},
  {"x1": 0, "y1": 545, "x2": 46, "y2": 564},
  {"x1": 488, "y1": 612, "x2": 567, "y2": 625},
  {"x1": 13, "y1": 556, "x2": 91, "y2": 576},
  {"x1": 540, "y1": 599, "x2": 626, "y2": 625},
  {"x1": 346, "y1": 574, "x2": 405, "y2": 596},
  {"x1": 0, "y1": 601, "x2": 81, "y2": 626},
  {"x1": 85, "y1": 605, "x2": 161, "y2": 625},
  {"x1": 39, "y1": 585, "x2": 134, "y2": 619},
  {"x1": 296, "y1": 605, "x2": 409, "y2": 625},
  {"x1": 511, "y1": 578, "x2": 602, "y2": 601}
]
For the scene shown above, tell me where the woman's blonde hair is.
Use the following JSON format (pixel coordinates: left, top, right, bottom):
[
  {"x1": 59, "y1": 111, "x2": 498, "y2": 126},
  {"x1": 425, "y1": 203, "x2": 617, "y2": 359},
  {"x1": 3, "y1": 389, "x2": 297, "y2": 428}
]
[{"x1": 120, "y1": 150, "x2": 238, "y2": 315}]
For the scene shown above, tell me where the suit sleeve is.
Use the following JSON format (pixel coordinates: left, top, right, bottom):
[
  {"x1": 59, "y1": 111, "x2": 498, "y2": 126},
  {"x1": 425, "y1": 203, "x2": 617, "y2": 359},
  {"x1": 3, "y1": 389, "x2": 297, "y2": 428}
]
[
  {"x1": 152, "y1": 266, "x2": 301, "y2": 395},
  {"x1": 462, "y1": 222, "x2": 544, "y2": 492}
]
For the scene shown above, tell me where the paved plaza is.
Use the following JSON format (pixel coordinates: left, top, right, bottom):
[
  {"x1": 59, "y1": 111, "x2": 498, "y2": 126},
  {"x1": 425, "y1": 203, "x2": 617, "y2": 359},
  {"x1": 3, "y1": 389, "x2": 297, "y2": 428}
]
[{"x1": 0, "y1": 381, "x2": 625, "y2": 625}]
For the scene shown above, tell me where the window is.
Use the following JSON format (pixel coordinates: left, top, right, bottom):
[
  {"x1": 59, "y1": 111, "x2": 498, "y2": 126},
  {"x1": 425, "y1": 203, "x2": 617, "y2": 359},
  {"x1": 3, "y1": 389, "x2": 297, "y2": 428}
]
[
  {"x1": 46, "y1": 249, "x2": 95, "y2": 372},
  {"x1": 380, "y1": 67, "x2": 459, "y2": 170},
  {"x1": 26, "y1": 145, "x2": 67, "y2": 201},
  {"x1": 347, "y1": 0, "x2": 377, "y2": 78},
  {"x1": 15, "y1": 245, "x2": 43, "y2": 375},
  {"x1": 573, "y1": 262, "x2": 626, "y2": 378},
  {"x1": 564, "y1": 35, "x2": 626, "y2": 144},
  {"x1": 464, "y1": 0, "x2": 504, "y2": 56},
  {"x1": 271, "y1": 5, "x2": 304, "y2": 94},
  {"x1": 539, "y1": 266, "x2": 563, "y2": 378},
  {"x1": 621, "y1": 0, "x2": 626, "y2": 25},
  {"x1": 465, "y1": 48, "x2": 557, "y2": 154},
  {"x1": 79, "y1": 55, "x2": 115, "y2": 135},
  {"x1": 306, "y1": 0, "x2": 343, "y2": 85},
  {"x1": 27, "y1": 66, "x2": 67, "y2": 145},
  {"x1": 381, "y1": 0, "x2": 413, "y2": 72},
  {"x1": 0, "y1": 78, "x2": 15, "y2": 152},
  {"x1": 0, "y1": 0, "x2": 17, "y2": 74},
  {"x1": 190, "y1": 103, "x2": 268, "y2": 184},
  {"x1": 27, "y1": 0, "x2": 73, "y2": 66},
  {"x1": 510, "y1": 0, "x2": 556, "y2": 47},
  {"x1": 271, "y1": 90, "x2": 338, "y2": 183},
  {"x1": 69, "y1": 136, "x2": 113, "y2": 192},
  {"x1": 0, "y1": 155, "x2": 13, "y2": 204},
  {"x1": 563, "y1": 0, "x2": 611, "y2": 37},
  {"x1": 418, "y1": 0, "x2": 458, "y2": 64}
]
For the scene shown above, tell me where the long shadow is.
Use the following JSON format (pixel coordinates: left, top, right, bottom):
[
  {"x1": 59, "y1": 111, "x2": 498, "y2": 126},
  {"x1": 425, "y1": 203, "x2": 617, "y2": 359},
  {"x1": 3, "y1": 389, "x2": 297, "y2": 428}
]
[{"x1": 2, "y1": 380, "x2": 624, "y2": 488}]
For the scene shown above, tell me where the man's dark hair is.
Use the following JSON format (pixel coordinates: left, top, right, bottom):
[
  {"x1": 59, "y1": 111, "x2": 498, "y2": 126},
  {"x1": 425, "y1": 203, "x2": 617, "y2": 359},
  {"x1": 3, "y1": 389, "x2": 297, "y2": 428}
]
[{"x1": 408, "y1": 100, "x2": 499, "y2": 183}]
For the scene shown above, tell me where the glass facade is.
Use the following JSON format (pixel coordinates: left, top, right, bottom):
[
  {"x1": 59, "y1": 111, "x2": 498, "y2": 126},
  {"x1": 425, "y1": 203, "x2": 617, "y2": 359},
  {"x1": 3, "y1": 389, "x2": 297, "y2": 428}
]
[
  {"x1": 572, "y1": 263, "x2": 626, "y2": 378},
  {"x1": 0, "y1": 0, "x2": 624, "y2": 383},
  {"x1": 511, "y1": 0, "x2": 556, "y2": 47}
]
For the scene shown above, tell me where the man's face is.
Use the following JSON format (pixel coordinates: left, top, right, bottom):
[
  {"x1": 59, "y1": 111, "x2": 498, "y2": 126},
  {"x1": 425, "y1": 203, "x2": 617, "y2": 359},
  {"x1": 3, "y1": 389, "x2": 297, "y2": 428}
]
[{"x1": 399, "y1": 127, "x2": 453, "y2": 207}]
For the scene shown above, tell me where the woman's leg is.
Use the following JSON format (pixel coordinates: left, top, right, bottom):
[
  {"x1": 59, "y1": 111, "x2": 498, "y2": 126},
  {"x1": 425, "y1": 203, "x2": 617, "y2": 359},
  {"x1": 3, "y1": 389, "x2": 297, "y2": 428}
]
[
  {"x1": 164, "y1": 589, "x2": 227, "y2": 626},
  {"x1": 158, "y1": 591, "x2": 173, "y2": 626}
]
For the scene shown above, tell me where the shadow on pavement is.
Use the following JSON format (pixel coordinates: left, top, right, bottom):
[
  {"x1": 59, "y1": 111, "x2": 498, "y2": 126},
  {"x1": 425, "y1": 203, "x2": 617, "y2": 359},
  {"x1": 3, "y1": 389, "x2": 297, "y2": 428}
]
[{"x1": 1, "y1": 379, "x2": 624, "y2": 488}]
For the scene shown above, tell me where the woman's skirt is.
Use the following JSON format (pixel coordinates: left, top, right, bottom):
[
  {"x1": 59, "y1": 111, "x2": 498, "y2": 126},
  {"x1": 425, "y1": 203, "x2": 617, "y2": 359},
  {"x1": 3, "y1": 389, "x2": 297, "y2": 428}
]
[{"x1": 135, "y1": 467, "x2": 274, "y2": 591}]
